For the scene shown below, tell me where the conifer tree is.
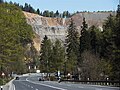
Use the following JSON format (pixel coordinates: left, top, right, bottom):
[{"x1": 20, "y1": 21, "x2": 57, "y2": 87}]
[
  {"x1": 52, "y1": 39, "x2": 65, "y2": 72},
  {"x1": 50, "y1": 11, "x2": 54, "y2": 17},
  {"x1": 36, "y1": 8, "x2": 40, "y2": 15},
  {"x1": 40, "y1": 35, "x2": 52, "y2": 72},
  {"x1": 55, "y1": 10, "x2": 59, "y2": 17},
  {"x1": 89, "y1": 25, "x2": 100, "y2": 54},
  {"x1": 80, "y1": 18, "x2": 90, "y2": 54},
  {"x1": 66, "y1": 18, "x2": 80, "y2": 73}
]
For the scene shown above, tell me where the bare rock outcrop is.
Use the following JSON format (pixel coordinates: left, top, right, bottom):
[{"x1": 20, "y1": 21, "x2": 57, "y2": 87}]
[
  {"x1": 23, "y1": 12, "x2": 67, "y2": 42},
  {"x1": 23, "y1": 11, "x2": 114, "y2": 52}
]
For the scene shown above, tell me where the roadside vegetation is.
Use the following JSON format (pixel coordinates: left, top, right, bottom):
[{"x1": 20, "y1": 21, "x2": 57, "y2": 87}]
[
  {"x1": 40, "y1": 5, "x2": 120, "y2": 81},
  {"x1": 0, "y1": 0, "x2": 119, "y2": 83},
  {"x1": 0, "y1": 2, "x2": 34, "y2": 84}
]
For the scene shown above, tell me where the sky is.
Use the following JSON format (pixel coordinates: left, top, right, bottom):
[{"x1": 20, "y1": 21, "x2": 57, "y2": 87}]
[{"x1": 5, "y1": 0, "x2": 119, "y2": 13}]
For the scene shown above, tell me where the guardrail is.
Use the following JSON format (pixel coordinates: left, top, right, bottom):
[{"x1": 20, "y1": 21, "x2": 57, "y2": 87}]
[{"x1": 61, "y1": 80, "x2": 120, "y2": 87}]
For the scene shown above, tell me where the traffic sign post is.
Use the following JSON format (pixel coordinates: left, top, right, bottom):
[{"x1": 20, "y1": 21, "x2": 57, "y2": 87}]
[
  {"x1": 58, "y1": 71, "x2": 60, "y2": 77},
  {"x1": 1, "y1": 72, "x2": 5, "y2": 90},
  {"x1": 0, "y1": 86, "x2": 3, "y2": 90}
]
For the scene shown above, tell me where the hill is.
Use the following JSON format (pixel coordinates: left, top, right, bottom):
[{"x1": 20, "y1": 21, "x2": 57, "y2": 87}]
[
  {"x1": 23, "y1": 11, "x2": 114, "y2": 51},
  {"x1": 0, "y1": 3, "x2": 34, "y2": 74}
]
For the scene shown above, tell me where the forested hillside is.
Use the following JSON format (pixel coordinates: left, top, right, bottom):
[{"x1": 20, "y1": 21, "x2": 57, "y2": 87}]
[
  {"x1": 0, "y1": 3, "x2": 34, "y2": 77},
  {"x1": 0, "y1": 1, "x2": 119, "y2": 83}
]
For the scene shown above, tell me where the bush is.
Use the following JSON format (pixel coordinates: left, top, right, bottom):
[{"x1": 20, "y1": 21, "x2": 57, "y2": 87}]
[{"x1": 50, "y1": 76, "x2": 56, "y2": 81}]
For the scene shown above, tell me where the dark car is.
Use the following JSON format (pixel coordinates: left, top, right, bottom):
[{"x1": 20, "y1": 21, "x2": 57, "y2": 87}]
[
  {"x1": 15, "y1": 76, "x2": 19, "y2": 80},
  {"x1": 38, "y1": 77, "x2": 44, "y2": 81}
]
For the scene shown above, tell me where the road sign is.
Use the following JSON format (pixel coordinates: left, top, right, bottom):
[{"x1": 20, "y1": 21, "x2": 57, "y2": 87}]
[{"x1": 58, "y1": 71, "x2": 60, "y2": 76}]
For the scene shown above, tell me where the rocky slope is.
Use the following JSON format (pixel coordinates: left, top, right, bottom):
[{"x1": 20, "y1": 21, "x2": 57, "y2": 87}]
[
  {"x1": 23, "y1": 11, "x2": 114, "y2": 51},
  {"x1": 23, "y1": 12, "x2": 67, "y2": 42},
  {"x1": 67, "y1": 12, "x2": 115, "y2": 31}
]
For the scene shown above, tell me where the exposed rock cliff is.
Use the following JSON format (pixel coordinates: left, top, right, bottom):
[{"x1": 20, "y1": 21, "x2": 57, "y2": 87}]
[
  {"x1": 23, "y1": 11, "x2": 114, "y2": 51},
  {"x1": 66, "y1": 12, "x2": 115, "y2": 31},
  {"x1": 23, "y1": 12, "x2": 67, "y2": 42}
]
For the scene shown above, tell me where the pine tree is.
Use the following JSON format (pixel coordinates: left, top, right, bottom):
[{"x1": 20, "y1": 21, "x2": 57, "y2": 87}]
[
  {"x1": 66, "y1": 11, "x2": 70, "y2": 18},
  {"x1": 66, "y1": 18, "x2": 80, "y2": 73},
  {"x1": 24, "y1": 3, "x2": 29, "y2": 12},
  {"x1": 111, "y1": 4, "x2": 120, "y2": 80},
  {"x1": 62, "y1": 11, "x2": 66, "y2": 18},
  {"x1": 55, "y1": 10, "x2": 59, "y2": 17},
  {"x1": 89, "y1": 25, "x2": 100, "y2": 54},
  {"x1": 0, "y1": 3, "x2": 34, "y2": 74},
  {"x1": 40, "y1": 35, "x2": 53, "y2": 72},
  {"x1": 80, "y1": 18, "x2": 90, "y2": 54},
  {"x1": 50, "y1": 11, "x2": 54, "y2": 17},
  {"x1": 101, "y1": 8, "x2": 120, "y2": 80},
  {"x1": 115, "y1": 4, "x2": 120, "y2": 48},
  {"x1": 101, "y1": 15, "x2": 115, "y2": 58},
  {"x1": 43, "y1": 10, "x2": 50, "y2": 17},
  {"x1": 36, "y1": 8, "x2": 40, "y2": 15},
  {"x1": 52, "y1": 39, "x2": 65, "y2": 72}
]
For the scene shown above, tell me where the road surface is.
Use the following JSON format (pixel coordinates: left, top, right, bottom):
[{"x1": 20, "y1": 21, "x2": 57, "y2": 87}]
[{"x1": 13, "y1": 75, "x2": 120, "y2": 90}]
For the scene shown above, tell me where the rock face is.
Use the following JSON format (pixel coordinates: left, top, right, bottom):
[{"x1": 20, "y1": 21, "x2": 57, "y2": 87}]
[
  {"x1": 23, "y1": 12, "x2": 67, "y2": 42},
  {"x1": 67, "y1": 12, "x2": 115, "y2": 31},
  {"x1": 23, "y1": 11, "x2": 114, "y2": 51}
]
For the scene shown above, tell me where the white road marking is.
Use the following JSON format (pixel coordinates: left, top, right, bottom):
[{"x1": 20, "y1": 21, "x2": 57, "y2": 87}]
[
  {"x1": 13, "y1": 83, "x2": 16, "y2": 90},
  {"x1": 36, "y1": 89, "x2": 38, "y2": 90},
  {"x1": 66, "y1": 85, "x2": 71, "y2": 86},
  {"x1": 95, "y1": 88, "x2": 102, "y2": 90},
  {"x1": 38, "y1": 83, "x2": 67, "y2": 90},
  {"x1": 26, "y1": 78, "x2": 67, "y2": 90},
  {"x1": 31, "y1": 86, "x2": 33, "y2": 88},
  {"x1": 78, "y1": 86, "x2": 84, "y2": 88}
]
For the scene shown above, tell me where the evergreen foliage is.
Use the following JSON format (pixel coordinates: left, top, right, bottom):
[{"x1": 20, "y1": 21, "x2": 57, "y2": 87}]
[
  {"x1": 40, "y1": 36, "x2": 65, "y2": 73},
  {"x1": 36, "y1": 8, "x2": 40, "y2": 15},
  {"x1": 0, "y1": 0, "x2": 119, "y2": 81},
  {"x1": 80, "y1": 18, "x2": 90, "y2": 53},
  {"x1": 0, "y1": 3, "x2": 34, "y2": 75},
  {"x1": 40, "y1": 35, "x2": 53, "y2": 72},
  {"x1": 89, "y1": 25, "x2": 101, "y2": 54},
  {"x1": 66, "y1": 19, "x2": 80, "y2": 73},
  {"x1": 52, "y1": 39, "x2": 65, "y2": 72}
]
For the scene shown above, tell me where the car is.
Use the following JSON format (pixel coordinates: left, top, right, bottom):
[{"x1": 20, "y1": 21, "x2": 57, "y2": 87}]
[
  {"x1": 38, "y1": 77, "x2": 44, "y2": 81},
  {"x1": 15, "y1": 76, "x2": 19, "y2": 80}
]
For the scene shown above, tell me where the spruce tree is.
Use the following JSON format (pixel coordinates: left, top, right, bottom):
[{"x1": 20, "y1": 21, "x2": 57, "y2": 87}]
[
  {"x1": 66, "y1": 18, "x2": 80, "y2": 73},
  {"x1": 111, "y1": 4, "x2": 120, "y2": 80},
  {"x1": 55, "y1": 10, "x2": 59, "y2": 17},
  {"x1": 36, "y1": 8, "x2": 40, "y2": 15},
  {"x1": 89, "y1": 25, "x2": 100, "y2": 54},
  {"x1": 40, "y1": 35, "x2": 52, "y2": 72},
  {"x1": 52, "y1": 39, "x2": 65, "y2": 72},
  {"x1": 101, "y1": 7, "x2": 120, "y2": 80},
  {"x1": 80, "y1": 18, "x2": 90, "y2": 54},
  {"x1": 50, "y1": 11, "x2": 54, "y2": 17}
]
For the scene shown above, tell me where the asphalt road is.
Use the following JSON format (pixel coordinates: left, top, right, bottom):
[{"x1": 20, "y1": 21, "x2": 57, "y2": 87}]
[{"x1": 13, "y1": 75, "x2": 120, "y2": 90}]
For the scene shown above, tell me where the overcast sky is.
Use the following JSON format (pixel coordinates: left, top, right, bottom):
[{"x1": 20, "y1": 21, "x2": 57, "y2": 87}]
[{"x1": 5, "y1": 0, "x2": 118, "y2": 13}]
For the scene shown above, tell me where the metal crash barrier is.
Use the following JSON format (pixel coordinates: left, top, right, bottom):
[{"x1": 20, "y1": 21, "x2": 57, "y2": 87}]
[{"x1": 61, "y1": 80, "x2": 120, "y2": 87}]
